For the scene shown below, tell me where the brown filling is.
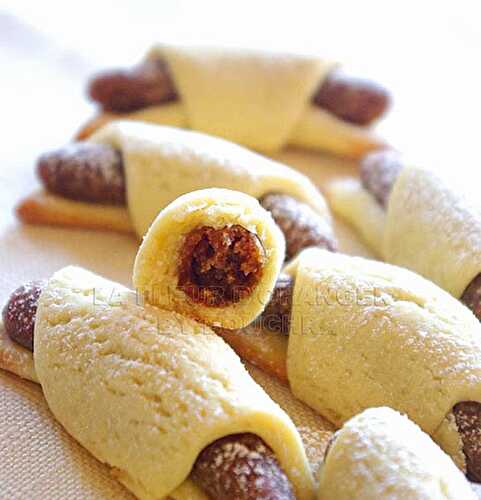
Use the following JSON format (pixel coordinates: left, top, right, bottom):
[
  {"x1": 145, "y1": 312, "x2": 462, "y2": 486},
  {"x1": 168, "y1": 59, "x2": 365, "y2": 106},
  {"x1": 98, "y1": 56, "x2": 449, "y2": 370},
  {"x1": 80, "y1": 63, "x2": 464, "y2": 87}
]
[
  {"x1": 453, "y1": 402, "x2": 481, "y2": 482},
  {"x1": 259, "y1": 193, "x2": 337, "y2": 260},
  {"x1": 359, "y1": 149, "x2": 403, "y2": 208},
  {"x1": 2, "y1": 280, "x2": 45, "y2": 351},
  {"x1": 461, "y1": 273, "x2": 481, "y2": 323},
  {"x1": 259, "y1": 273, "x2": 294, "y2": 334},
  {"x1": 192, "y1": 433, "x2": 294, "y2": 500},
  {"x1": 37, "y1": 143, "x2": 126, "y2": 205},
  {"x1": 177, "y1": 225, "x2": 265, "y2": 307}
]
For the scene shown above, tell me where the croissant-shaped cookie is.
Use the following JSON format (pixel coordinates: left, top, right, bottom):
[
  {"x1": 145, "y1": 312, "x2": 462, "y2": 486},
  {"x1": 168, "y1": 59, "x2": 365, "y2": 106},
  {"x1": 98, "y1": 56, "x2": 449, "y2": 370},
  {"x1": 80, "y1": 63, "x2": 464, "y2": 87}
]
[
  {"x1": 1, "y1": 266, "x2": 314, "y2": 500},
  {"x1": 221, "y1": 248, "x2": 481, "y2": 482},
  {"x1": 327, "y1": 152, "x2": 481, "y2": 321},
  {"x1": 284, "y1": 249, "x2": 481, "y2": 480},
  {"x1": 18, "y1": 122, "x2": 337, "y2": 257},
  {"x1": 78, "y1": 45, "x2": 390, "y2": 158},
  {"x1": 319, "y1": 407, "x2": 475, "y2": 500},
  {"x1": 133, "y1": 188, "x2": 285, "y2": 329}
]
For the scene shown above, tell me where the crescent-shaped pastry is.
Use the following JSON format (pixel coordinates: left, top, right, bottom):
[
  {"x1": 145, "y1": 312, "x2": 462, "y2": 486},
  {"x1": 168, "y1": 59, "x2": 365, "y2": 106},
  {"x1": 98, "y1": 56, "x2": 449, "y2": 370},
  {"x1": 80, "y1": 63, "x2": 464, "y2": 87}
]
[
  {"x1": 318, "y1": 407, "x2": 475, "y2": 500},
  {"x1": 133, "y1": 188, "x2": 285, "y2": 329},
  {"x1": 327, "y1": 163, "x2": 481, "y2": 300},
  {"x1": 18, "y1": 121, "x2": 334, "y2": 241},
  {"x1": 283, "y1": 248, "x2": 481, "y2": 468},
  {"x1": 385, "y1": 166, "x2": 481, "y2": 299},
  {"x1": 77, "y1": 45, "x2": 388, "y2": 158},
  {"x1": 10, "y1": 265, "x2": 314, "y2": 500}
]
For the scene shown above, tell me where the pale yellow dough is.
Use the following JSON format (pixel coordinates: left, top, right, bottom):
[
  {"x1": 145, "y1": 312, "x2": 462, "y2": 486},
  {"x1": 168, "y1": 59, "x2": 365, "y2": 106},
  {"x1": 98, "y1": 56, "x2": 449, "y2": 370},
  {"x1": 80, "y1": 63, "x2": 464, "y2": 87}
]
[
  {"x1": 326, "y1": 178, "x2": 386, "y2": 255},
  {"x1": 90, "y1": 120, "x2": 332, "y2": 238},
  {"x1": 328, "y1": 167, "x2": 481, "y2": 299},
  {"x1": 133, "y1": 188, "x2": 285, "y2": 330},
  {"x1": 318, "y1": 407, "x2": 475, "y2": 500},
  {"x1": 150, "y1": 45, "x2": 334, "y2": 152},
  {"x1": 385, "y1": 166, "x2": 481, "y2": 298},
  {"x1": 33, "y1": 266, "x2": 314, "y2": 500},
  {"x1": 284, "y1": 248, "x2": 481, "y2": 463}
]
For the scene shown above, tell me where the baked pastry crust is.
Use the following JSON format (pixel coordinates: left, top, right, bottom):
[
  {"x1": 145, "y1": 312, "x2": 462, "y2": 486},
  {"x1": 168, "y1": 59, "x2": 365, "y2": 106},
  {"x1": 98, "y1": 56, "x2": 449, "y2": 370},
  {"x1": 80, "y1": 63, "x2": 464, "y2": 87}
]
[
  {"x1": 78, "y1": 107, "x2": 384, "y2": 160},
  {"x1": 1, "y1": 256, "x2": 480, "y2": 490},
  {"x1": 0, "y1": 300, "x2": 288, "y2": 389},
  {"x1": 94, "y1": 121, "x2": 332, "y2": 237},
  {"x1": 132, "y1": 188, "x2": 285, "y2": 329},
  {"x1": 215, "y1": 326, "x2": 288, "y2": 384},
  {"x1": 327, "y1": 167, "x2": 481, "y2": 299},
  {"x1": 385, "y1": 166, "x2": 481, "y2": 298},
  {"x1": 21, "y1": 121, "x2": 334, "y2": 241},
  {"x1": 10, "y1": 266, "x2": 314, "y2": 500},
  {"x1": 284, "y1": 248, "x2": 481, "y2": 465},
  {"x1": 16, "y1": 190, "x2": 133, "y2": 234},
  {"x1": 318, "y1": 407, "x2": 475, "y2": 500},
  {"x1": 77, "y1": 46, "x2": 387, "y2": 158}
]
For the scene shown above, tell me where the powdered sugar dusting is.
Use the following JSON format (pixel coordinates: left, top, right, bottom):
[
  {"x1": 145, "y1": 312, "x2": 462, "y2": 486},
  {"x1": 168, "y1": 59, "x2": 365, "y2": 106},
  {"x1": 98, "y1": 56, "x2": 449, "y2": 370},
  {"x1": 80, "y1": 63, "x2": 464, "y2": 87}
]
[
  {"x1": 260, "y1": 193, "x2": 336, "y2": 260},
  {"x1": 37, "y1": 142, "x2": 125, "y2": 205}
]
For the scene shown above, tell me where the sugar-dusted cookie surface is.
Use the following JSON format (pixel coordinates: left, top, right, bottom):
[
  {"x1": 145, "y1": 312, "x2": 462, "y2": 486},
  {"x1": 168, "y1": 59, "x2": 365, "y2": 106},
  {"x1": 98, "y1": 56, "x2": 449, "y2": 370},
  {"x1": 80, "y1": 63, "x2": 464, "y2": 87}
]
[{"x1": 319, "y1": 407, "x2": 476, "y2": 500}]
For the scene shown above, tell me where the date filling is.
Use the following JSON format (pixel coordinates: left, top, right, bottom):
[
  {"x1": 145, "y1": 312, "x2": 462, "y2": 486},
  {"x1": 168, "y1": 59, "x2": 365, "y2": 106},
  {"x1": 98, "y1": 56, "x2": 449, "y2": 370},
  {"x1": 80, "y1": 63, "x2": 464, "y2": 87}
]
[{"x1": 177, "y1": 225, "x2": 265, "y2": 307}]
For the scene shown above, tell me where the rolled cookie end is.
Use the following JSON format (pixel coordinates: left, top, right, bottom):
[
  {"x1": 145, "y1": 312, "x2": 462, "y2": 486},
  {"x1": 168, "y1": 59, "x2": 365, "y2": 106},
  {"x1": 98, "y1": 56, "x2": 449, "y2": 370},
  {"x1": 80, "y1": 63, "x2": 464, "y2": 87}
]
[
  {"x1": 192, "y1": 433, "x2": 295, "y2": 500},
  {"x1": 259, "y1": 273, "x2": 294, "y2": 335},
  {"x1": 2, "y1": 281, "x2": 45, "y2": 351},
  {"x1": 313, "y1": 70, "x2": 391, "y2": 126},
  {"x1": 37, "y1": 142, "x2": 126, "y2": 205},
  {"x1": 461, "y1": 273, "x2": 481, "y2": 323},
  {"x1": 360, "y1": 149, "x2": 403, "y2": 208},
  {"x1": 88, "y1": 59, "x2": 178, "y2": 113},
  {"x1": 453, "y1": 402, "x2": 481, "y2": 482},
  {"x1": 133, "y1": 188, "x2": 285, "y2": 329},
  {"x1": 318, "y1": 407, "x2": 476, "y2": 499},
  {"x1": 259, "y1": 193, "x2": 337, "y2": 261}
]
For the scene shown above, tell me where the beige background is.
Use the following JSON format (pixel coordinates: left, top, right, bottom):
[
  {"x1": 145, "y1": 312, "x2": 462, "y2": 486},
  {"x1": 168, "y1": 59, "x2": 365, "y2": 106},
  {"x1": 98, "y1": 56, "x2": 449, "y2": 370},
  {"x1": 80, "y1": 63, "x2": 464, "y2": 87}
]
[{"x1": 1, "y1": 1, "x2": 481, "y2": 497}]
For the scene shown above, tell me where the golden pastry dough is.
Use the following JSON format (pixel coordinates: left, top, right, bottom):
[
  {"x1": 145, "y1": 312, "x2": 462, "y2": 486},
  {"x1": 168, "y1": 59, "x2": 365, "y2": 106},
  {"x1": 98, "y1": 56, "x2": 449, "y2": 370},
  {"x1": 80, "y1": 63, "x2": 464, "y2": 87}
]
[
  {"x1": 326, "y1": 178, "x2": 385, "y2": 255},
  {"x1": 215, "y1": 325, "x2": 289, "y2": 383},
  {"x1": 33, "y1": 266, "x2": 314, "y2": 500},
  {"x1": 318, "y1": 407, "x2": 476, "y2": 500},
  {"x1": 133, "y1": 188, "x2": 285, "y2": 330},
  {"x1": 78, "y1": 46, "x2": 386, "y2": 158},
  {"x1": 432, "y1": 412, "x2": 467, "y2": 472},
  {"x1": 327, "y1": 167, "x2": 481, "y2": 300},
  {"x1": 90, "y1": 120, "x2": 332, "y2": 238},
  {"x1": 385, "y1": 166, "x2": 481, "y2": 298},
  {"x1": 290, "y1": 106, "x2": 384, "y2": 159},
  {"x1": 284, "y1": 248, "x2": 481, "y2": 462},
  {"x1": 16, "y1": 190, "x2": 133, "y2": 234}
]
